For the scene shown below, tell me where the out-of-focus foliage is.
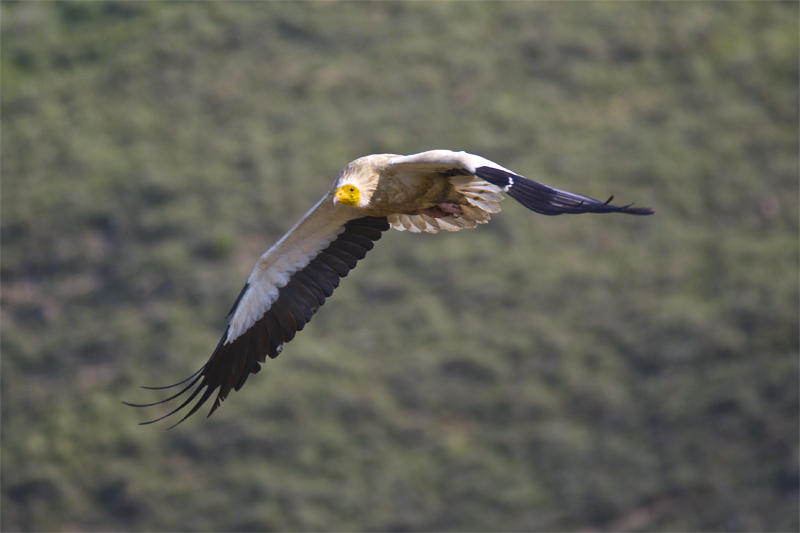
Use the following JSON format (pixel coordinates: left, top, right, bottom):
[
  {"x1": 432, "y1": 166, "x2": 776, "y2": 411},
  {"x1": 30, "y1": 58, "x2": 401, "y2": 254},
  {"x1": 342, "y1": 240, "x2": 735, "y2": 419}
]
[{"x1": 2, "y1": 2, "x2": 797, "y2": 531}]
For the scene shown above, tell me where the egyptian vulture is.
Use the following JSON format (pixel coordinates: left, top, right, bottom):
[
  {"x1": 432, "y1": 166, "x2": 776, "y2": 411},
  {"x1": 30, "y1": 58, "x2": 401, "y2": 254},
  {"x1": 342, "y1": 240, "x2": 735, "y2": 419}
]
[{"x1": 127, "y1": 150, "x2": 652, "y2": 426}]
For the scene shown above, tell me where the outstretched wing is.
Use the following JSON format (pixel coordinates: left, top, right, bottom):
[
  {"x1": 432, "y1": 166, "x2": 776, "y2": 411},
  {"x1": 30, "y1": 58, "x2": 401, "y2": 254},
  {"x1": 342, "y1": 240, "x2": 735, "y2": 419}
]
[
  {"x1": 388, "y1": 150, "x2": 653, "y2": 216},
  {"x1": 126, "y1": 211, "x2": 390, "y2": 427},
  {"x1": 473, "y1": 166, "x2": 653, "y2": 215}
]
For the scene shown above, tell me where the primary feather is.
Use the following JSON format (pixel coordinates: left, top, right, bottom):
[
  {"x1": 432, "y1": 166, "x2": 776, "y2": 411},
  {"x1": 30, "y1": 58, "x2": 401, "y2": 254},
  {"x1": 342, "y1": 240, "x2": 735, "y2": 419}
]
[{"x1": 126, "y1": 150, "x2": 652, "y2": 427}]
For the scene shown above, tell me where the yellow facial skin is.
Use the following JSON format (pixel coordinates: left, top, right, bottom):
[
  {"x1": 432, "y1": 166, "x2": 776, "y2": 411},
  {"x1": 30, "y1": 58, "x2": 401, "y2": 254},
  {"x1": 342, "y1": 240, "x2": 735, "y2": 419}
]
[{"x1": 335, "y1": 185, "x2": 360, "y2": 207}]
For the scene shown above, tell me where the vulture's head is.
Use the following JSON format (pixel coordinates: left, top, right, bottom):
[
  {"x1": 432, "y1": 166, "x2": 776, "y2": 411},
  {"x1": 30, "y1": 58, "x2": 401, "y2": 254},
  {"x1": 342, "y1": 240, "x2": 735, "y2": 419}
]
[{"x1": 332, "y1": 156, "x2": 384, "y2": 208}]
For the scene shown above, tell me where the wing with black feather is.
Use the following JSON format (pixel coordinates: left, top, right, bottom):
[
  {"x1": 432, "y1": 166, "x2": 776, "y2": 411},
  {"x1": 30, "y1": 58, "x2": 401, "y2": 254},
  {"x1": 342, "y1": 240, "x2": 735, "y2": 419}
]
[
  {"x1": 125, "y1": 216, "x2": 390, "y2": 427},
  {"x1": 473, "y1": 166, "x2": 653, "y2": 216},
  {"x1": 387, "y1": 150, "x2": 653, "y2": 216}
]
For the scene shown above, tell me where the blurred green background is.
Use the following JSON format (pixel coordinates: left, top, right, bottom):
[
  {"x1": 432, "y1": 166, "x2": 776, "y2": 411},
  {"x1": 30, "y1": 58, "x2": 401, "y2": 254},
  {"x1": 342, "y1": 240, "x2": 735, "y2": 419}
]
[{"x1": 2, "y1": 2, "x2": 797, "y2": 531}]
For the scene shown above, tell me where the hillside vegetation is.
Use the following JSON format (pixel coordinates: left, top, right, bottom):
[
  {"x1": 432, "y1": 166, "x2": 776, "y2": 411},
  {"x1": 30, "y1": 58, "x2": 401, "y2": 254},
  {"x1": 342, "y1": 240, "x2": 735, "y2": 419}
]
[{"x1": 2, "y1": 2, "x2": 798, "y2": 531}]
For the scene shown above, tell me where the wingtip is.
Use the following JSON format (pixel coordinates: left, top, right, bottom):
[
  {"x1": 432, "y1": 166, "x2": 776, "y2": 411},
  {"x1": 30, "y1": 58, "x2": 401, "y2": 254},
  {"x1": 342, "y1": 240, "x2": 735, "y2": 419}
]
[{"x1": 621, "y1": 205, "x2": 654, "y2": 215}]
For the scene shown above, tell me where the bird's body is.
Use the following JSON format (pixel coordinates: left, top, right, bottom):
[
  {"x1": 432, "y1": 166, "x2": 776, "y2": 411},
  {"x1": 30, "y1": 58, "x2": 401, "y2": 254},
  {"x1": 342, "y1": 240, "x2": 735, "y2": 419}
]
[
  {"x1": 127, "y1": 150, "x2": 652, "y2": 427},
  {"x1": 314, "y1": 153, "x2": 483, "y2": 220}
]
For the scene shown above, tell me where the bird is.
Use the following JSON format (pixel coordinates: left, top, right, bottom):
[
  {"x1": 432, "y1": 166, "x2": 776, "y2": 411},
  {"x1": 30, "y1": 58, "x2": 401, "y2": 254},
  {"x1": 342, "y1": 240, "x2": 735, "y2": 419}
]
[{"x1": 125, "y1": 149, "x2": 652, "y2": 427}]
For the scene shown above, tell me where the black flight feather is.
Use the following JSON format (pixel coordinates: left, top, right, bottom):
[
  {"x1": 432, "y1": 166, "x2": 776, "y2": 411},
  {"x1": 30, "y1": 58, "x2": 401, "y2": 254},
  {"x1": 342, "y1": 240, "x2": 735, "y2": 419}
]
[{"x1": 474, "y1": 166, "x2": 653, "y2": 216}]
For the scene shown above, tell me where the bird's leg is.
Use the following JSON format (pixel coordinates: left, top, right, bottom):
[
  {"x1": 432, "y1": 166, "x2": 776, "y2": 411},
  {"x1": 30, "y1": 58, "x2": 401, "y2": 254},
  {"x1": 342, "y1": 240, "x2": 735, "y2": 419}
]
[
  {"x1": 437, "y1": 202, "x2": 462, "y2": 214},
  {"x1": 418, "y1": 202, "x2": 463, "y2": 219}
]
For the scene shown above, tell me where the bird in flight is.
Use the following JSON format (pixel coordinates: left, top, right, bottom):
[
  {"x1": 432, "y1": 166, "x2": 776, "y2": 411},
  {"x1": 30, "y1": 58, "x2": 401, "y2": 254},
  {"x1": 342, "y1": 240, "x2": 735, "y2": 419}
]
[{"x1": 126, "y1": 150, "x2": 652, "y2": 427}]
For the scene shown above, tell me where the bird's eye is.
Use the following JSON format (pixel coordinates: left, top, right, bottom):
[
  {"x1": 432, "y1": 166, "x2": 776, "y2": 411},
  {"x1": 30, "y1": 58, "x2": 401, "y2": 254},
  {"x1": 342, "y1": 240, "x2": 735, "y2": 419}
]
[{"x1": 349, "y1": 187, "x2": 355, "y2": 192}]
